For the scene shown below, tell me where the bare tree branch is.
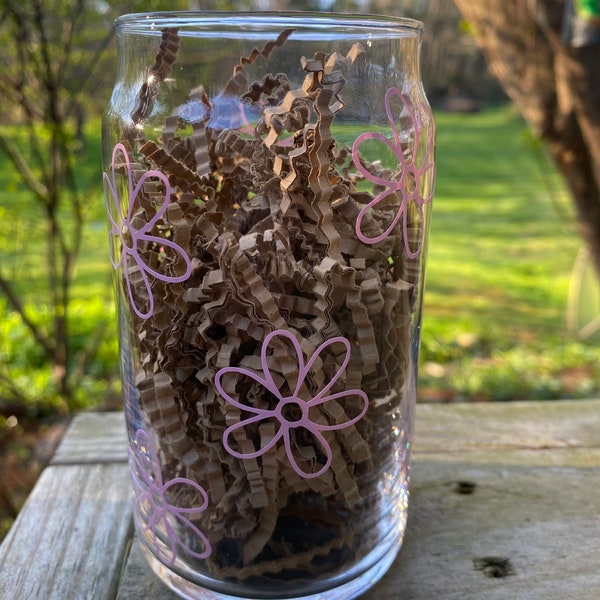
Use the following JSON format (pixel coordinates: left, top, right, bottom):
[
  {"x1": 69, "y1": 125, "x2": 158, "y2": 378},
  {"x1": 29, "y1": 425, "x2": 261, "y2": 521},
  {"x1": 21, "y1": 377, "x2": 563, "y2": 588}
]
[
  {"x1": 0, "y1": 275, "x2": 54, "y2": 359},
  {"x1": 0, "y1": 134, "x2": 48, "y2": 200},
  {"x1": 454, "y1": 0, "x2": 600, "y2": 280}
]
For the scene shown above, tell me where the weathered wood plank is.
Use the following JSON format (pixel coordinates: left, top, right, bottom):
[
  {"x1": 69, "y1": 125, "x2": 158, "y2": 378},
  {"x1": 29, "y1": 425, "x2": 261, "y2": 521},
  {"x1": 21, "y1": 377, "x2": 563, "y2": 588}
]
[
  {"x1": 4, "y1": 400, "x2": 600, "y2": 599},
  {"x1": 116, "y1": 540, "x2": 180, "y2": 600},
  {"x1": 415, "y1": 398, "x2": 600, "y2": 454},
  {"x1": 51, "y1": 411, "x2": 128, "y2": 465},
  {"x1": 111, "y1": 400, "x2": 600, "y2": 599},
  {"x1": 367, "y1": 461, "x2": 600, "y2": 599},
  {"x1": 0, "y1": 463, "x2": 133, "y2": 600},
  {"x1": 115, "y1": 458, "x2": 600, "y2": 600}
]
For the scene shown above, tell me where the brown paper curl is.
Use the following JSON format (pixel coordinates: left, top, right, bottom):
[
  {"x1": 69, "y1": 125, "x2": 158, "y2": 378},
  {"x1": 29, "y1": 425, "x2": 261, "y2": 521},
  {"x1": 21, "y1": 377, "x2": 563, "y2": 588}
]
[
  {"x1": 131, "y1": 27, "x2": 181, "y2": 125},
  {"x1": 119, "y1": 28, "x2": 418, "y2": 583}
]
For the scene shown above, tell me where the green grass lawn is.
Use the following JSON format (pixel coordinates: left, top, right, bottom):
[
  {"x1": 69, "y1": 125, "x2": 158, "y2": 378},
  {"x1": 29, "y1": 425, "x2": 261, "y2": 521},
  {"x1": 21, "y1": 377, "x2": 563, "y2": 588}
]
[
  {"x1": 0, "y1": 125, "x2": 118, "y2": 413},
  {"x1": 420, "y1": 105, "x2": 600, "y2": 401},
  {"x1": 1, "y1": 105, "x2": 599, "y2": 410}
]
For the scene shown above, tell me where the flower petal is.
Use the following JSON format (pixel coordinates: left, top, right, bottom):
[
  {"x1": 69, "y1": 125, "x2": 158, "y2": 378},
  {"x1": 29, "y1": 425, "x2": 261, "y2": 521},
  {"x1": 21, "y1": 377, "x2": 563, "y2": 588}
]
[
  {"x1": 156, "y1": 518, "x2": 180, "y2": 567},
  {"x1": 131, "y1": 430, "x2": 162, "y2": 486},
  {"x1": 215, "y1": 366, "x2": 278, "y2": 413},
  {"x1": 139, "y1": 494, "x2": 163, "y2": 532},
  {"x1": 109, "y1": 143, "x2": 136, "y2": 220},
  {"x1": 304, "y1": 336, "x2": 351, "y2": 401},
  {"x1": 123, "y1": 251, "x2": 155, "y2": 319},
  {"x1": 133, "y1": 233, "x2": 193, "y2": 283},
  {"x1": 355, "y1": 187, "x2": 406, "y2": 245},
  {"x1": 402, "y1": 196, "x2": 426, "y2": 259},
  {"x1": 261, "y1": 329, "x2": 306, "y2": 397},
  {"x1": 351, "y1": 131, "x2": 404, "y2": 188},
  {"x1": 223, "y1": 413, "x2": 283, "y2": 459},
  {"x1": 283, "y1": 427, "x2": 332, "y2": 479},
  {"x1": 103, "y1": 173, "x2": 125, "y2": 270},
  {"x1": 308, "y1": 389, "x2": 369, "y2": 431},
  {"x1": 131, "y1": 168, "x2": 173, "y2": 233},
  {"x1": 170, "y1": 514, "x2": 212, "y2": 561},
  {"x1": 161, "y1": 477, "x2": 209, "y2": 515}
]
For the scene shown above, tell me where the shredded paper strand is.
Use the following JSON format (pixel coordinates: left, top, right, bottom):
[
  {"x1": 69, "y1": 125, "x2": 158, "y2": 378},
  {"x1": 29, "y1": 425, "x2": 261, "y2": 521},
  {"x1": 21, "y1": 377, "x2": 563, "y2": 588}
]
[{"x1": 107, "y1": 26, "x2": 431, "y2": 584}]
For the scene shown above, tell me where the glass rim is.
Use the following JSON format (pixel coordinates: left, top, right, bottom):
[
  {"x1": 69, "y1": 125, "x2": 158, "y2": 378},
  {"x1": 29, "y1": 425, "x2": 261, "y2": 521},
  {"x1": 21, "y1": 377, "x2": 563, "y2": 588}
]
[{"x1": 114, "y1": 10, "x2": 425, "y2": 37}]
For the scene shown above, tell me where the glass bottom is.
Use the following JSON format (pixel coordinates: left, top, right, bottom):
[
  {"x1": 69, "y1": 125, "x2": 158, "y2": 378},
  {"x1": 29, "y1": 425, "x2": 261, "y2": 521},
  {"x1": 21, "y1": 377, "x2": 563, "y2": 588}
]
[{"x1": 140, "y1": 524, "x2": 403, "y2": 600}]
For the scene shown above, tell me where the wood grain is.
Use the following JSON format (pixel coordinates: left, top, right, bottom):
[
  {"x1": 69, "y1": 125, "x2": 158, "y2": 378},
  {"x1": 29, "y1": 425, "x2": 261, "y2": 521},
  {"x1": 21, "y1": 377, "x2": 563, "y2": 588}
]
[
  {"x1": 0, "y1": 463, "x2": 132, "y2": 600},
  {"x1": 2, "y1": 401, "x2": 600, "y2": 599}
]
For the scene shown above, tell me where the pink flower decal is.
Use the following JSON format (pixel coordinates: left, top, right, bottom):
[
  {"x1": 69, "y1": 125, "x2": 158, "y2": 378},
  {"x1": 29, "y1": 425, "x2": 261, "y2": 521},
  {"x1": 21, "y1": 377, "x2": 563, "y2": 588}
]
[
  {"x1": 352, "y1": 87, "x2": 434, "y2": 256},
  {"x1": 130, "y1": 429, "x2": 211, "y2": 567},
  {"x1": 215, "y1": 329, "x2": 369, "y2": 479},
  {"x1": 103, "y1": 143, "x2": 192, "y2": 319}
]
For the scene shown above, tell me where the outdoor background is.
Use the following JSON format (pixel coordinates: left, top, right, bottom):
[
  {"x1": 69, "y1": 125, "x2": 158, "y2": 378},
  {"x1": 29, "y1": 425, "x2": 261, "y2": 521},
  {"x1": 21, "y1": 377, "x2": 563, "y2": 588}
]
[{"x1": 1, "y1": 0, "x2": 599, "y2": 538}]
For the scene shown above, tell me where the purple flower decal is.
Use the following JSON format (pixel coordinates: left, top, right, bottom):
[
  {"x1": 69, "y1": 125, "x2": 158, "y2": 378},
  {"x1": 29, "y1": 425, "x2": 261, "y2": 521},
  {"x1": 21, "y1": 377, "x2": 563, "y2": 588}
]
[
  {"x1": 103, "y1": 143, "x2": 192, "y2": 319},
  {"x1": 352, "y1": 87, "x2": 434, "y2": 256},
  {"x1": 130, "y1": 429, "x2": 211, "y2": 567},
  {"x1": 215, "y1": 329, "x2": 369, "y2": 479}
]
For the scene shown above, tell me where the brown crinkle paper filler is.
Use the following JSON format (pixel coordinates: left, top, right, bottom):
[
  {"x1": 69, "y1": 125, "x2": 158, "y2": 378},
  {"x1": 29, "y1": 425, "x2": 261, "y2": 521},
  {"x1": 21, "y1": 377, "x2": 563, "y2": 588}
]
[{"x1": 118, "y1": 27, "x2": 422, "y2": 584}]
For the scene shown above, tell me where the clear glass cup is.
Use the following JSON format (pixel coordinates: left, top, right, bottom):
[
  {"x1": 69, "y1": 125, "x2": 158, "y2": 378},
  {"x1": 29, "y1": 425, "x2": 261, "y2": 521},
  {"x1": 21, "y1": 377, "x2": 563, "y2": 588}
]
[{"x1": 102, "y1": 11, "x2": 435, "y2": 600}]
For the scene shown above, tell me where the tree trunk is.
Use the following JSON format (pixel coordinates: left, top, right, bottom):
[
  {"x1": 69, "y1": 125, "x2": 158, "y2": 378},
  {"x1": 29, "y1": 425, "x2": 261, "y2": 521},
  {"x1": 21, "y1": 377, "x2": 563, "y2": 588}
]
[{"x1": 453, "y1": 0, "x2": 600, "y2": 279}]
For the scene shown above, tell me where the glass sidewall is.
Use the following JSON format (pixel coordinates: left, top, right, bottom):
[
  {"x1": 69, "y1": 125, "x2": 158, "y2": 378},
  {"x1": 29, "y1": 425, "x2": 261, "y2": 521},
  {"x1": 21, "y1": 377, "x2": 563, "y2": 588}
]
[{"x1": 102, "y1": 12, "x2": 434, "y2": 599}]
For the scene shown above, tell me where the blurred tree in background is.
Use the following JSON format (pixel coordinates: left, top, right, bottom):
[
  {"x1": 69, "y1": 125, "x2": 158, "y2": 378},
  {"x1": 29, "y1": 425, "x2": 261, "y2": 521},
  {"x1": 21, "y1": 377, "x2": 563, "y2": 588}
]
[
  {"x1": 2, "y1": 0, "x2": 598, "y2": 545},
  {"x1": 189, "y1": 0, "x2": 504, "y2": 106},
  {"x1": 0, "y1": 0, "x2": 190, "y2": 415},
  {"x1": 0, "y1": 0, "x2": 496, "y2": 416},
  {"x1": 453, "y1": 0, "x2": 600, "y2": 293},
  {"x1": 5, "y1": 0, "x2": 597, "y2": 415},
  {"x1": 0, "y1": 0, "x2": 497, "y2": 538}
]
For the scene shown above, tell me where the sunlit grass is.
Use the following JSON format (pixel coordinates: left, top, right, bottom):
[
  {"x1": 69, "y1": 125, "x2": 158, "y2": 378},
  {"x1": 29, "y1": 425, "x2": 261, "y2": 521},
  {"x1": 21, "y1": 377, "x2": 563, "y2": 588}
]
[
  {"x1": 0, "y1": 121, "x2": 117, "y2": 413},
  {"x1": 428, "y1": 107, "x2": 576, "y2": 334},
  {"x1": 1, "y1": 106, "x2": 598, "y2": 408},
  {"x1": 420, "y1": 105, "x2": 600, "y2": 401}
]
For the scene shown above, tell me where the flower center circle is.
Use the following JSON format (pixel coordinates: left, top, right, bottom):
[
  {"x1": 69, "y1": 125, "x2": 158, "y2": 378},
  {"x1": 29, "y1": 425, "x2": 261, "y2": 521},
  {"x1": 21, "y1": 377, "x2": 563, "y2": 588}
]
[{"x1": 279, "y1": 398, "x2": 306, "y2": 426}]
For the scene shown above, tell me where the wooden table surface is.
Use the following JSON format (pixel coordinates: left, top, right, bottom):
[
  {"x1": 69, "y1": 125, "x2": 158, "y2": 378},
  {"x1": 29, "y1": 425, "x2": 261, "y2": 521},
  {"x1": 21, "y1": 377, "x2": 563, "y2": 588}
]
[{"x1": 1, "y1": 399, "x2": 599, "y2": 599}]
